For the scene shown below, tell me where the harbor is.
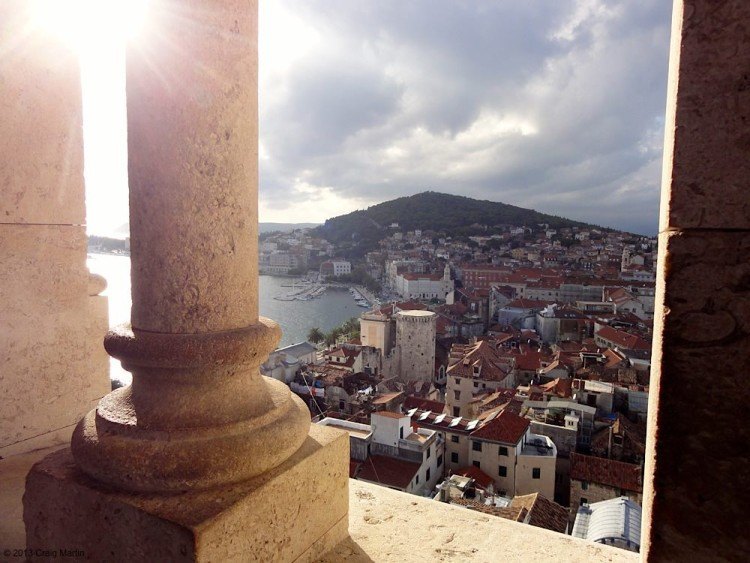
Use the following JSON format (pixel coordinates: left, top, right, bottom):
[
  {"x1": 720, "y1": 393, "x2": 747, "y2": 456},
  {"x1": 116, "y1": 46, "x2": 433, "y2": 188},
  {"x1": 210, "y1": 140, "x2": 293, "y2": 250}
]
[{"x1": 87, "y1": 255, "x2": 379, "y2": 384}]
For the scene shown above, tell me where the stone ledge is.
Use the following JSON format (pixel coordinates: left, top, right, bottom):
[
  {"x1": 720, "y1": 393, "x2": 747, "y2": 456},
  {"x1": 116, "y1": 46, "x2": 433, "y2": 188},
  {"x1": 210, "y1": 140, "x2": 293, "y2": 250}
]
[
  {"x1": 3, "y1": 444, "x2": 636, "y2": 562},
  {"x1": 320, "y1": 480, "x2": 638, "y2": 563}
]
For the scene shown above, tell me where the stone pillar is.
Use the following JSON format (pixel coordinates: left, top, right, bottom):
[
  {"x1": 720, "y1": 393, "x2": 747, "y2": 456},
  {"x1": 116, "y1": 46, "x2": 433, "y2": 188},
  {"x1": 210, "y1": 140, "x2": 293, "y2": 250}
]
[
  {"x1": 25, "y1": 1, "x2": 349, "y2": 560},
  {"x1": 642, "y1": 1, "x2": 750, "y2": 561},
  {"x1": 67, "y1": 0, "x2": 311, "y2": 493},
  {"x1": 0, "y1": 0, "x2": 109, "y2": 458}
]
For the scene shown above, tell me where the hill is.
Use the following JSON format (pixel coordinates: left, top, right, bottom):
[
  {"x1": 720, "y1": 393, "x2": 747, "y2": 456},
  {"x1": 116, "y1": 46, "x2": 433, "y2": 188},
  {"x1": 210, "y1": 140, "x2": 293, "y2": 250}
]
[
  {"x1": 259, "y1": 222, "x2": 320, "y2": 234},
  {"x1": 313, "y1": 191, "x2": 600, "y2": 256}
]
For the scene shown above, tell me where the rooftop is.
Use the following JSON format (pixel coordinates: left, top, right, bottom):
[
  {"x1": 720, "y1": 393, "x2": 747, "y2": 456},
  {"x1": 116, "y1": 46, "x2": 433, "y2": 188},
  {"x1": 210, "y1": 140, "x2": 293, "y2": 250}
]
[
  {"x1": 572, "y1": 497, "x2": 642, "y2": 550},
  {"x1": 570, "y1": 453, "x2": 643, "y2": 493}
]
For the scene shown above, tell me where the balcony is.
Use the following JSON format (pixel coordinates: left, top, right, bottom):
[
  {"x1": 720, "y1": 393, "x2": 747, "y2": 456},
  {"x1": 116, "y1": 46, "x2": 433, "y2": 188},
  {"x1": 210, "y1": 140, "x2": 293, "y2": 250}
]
[{"x1": 1, "y1": 444, "x2": 636, "y2": 562}]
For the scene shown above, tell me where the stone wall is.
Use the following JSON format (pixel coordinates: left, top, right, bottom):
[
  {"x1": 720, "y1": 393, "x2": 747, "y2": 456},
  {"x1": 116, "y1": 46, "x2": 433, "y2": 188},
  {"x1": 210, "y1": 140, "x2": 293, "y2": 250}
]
[
  {"x1": 642, "y1": 1, "x2": 750, "y2": 560},
  {"x1": 0, "y1": 1, "x2": 110, "y2": 457}
]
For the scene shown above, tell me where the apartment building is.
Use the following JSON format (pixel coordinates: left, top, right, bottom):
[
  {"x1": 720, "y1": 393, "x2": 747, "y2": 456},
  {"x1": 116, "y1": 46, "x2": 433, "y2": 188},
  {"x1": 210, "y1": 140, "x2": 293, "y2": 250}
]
[{"x1": 409, "y1": 408, "x2": 556, "y2": 499}]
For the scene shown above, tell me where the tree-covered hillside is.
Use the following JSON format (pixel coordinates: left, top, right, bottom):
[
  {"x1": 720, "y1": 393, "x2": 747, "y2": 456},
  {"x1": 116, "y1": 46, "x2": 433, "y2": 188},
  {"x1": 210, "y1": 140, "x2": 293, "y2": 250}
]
[{"x1": 313, "y1": 191, "x2": 599, "y2": 255}]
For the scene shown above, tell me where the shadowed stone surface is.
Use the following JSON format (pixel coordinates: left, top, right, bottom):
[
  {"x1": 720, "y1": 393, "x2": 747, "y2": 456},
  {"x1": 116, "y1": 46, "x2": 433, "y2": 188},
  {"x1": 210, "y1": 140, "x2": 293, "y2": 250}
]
[
  {"x1": 644, "y1": 232, "x2": 750, "y2": 561},
  {"x1": 26, "y1": 425, "x2": 349, "y2": 562},
  {"x1": 645, "y1": 3, "x2": 750, "y2": 561},
  {"x1": 660, "y1": 0, "x2": 750, "y2": 230}
]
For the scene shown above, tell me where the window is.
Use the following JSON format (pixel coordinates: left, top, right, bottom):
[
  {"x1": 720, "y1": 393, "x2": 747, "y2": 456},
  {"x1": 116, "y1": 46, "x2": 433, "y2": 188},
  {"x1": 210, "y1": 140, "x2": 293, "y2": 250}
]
[
  {"x1": 498, "y1": 446, "x2": 508, "y2": 456},
  {"x1": 451, "y1": 435, "x2": 459, "y2": 443},
  {"x1": 339, "y1": 400, "x2": 346, "y2": 411},
  {"x1": 438, "y1": 454, "x2": 443, "y2": 467},
  {"x1": 426, "y1": 468, "x2": 431, "y2": 481},
  {"x1": 416, "y1": 474, "x2": 419, "y2": 484},
  {"x1": 454, "y1": 390, "x2": 461, "y2": 400},
  {"x1": 426, "y1": 447, "x2": 431, "y2": 459},
  {"x1": 580, "y1": 497, "x2": 588, "y2": 506},
  {"x1": 582, "y1": 481, "x2": 588, "y2": 490},
  {"x1": 399, "y1": 427, "x2": 404, "y2": 439},
  {"x1": 472, "y1": 440, "x2": 482, "y2": 452},
  {"x1": 451, "y1": 452, "x2": 458, "y2": 463},
  {"x1": 498, "y1": 465, "x2": 507, "y2": 477},
  {"x1": 473, "y1": 381, "x2": 478, "y2": 388},
  {"x1": 532, "y1": 467, "x2": 541, "y2": 479},
  {"x1": 472, "y1": 460, "x2": 481, "y2": 468},
  {"x1": 453, "y1": 407, "x2": 460, "y2": 416},
  {"x1": 613, "y1": 435, "x2": 623, "y2": 446}
]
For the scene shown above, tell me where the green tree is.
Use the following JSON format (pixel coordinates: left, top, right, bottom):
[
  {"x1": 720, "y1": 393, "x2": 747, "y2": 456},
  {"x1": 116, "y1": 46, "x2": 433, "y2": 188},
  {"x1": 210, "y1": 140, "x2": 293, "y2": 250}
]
[{"x1": 307, "y1": 327, "x2": 324, "y2": 344}]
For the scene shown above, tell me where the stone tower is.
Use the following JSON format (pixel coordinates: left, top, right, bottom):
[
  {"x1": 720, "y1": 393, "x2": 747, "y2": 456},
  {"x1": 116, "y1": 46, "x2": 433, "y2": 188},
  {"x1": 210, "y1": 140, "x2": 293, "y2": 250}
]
[{"x1": 395, "y1": 310, "x2": 436, "y2": 383}]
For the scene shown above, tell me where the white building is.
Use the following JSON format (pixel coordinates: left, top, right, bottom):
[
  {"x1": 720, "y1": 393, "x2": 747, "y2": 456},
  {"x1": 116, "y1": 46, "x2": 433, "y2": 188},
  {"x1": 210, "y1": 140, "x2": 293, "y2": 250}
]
[
  {"x1": 394, "y1": 264, "x2": 453, "y2": 301},
  {"x1": 320, "y1": 260, "x2": 351, "y2": 278},
  {"x1": 318, "y1": 411, "x2": 444, "y2": 497}
]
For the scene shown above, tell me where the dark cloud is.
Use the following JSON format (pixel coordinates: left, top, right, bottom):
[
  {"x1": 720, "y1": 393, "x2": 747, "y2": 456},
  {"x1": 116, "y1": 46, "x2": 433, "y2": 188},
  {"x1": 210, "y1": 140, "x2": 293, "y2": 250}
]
[{"x1": 259, "y1": 0, "x2": 672, "y2": 234}]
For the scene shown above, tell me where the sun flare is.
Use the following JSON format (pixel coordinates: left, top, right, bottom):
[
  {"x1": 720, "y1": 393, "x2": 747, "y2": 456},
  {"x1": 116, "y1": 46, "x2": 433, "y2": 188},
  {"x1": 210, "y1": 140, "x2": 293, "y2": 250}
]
[{"x1": 29, "y1": 0, "x2": 150, "y2": 53}]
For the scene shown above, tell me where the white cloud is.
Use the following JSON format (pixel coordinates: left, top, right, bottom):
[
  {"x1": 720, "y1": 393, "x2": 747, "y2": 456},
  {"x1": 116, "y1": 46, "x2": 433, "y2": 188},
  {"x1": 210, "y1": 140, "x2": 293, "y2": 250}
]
[{"x1": 258, "y1": 0, "x2": 671, "y2": 234}]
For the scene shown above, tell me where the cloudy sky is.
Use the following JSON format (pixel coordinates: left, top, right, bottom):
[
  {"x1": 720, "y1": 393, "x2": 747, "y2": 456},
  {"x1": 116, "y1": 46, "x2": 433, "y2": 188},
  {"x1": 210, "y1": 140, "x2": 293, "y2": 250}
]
[{"x1": 83, "y1": 0, "x2": 673, "y2": 236}]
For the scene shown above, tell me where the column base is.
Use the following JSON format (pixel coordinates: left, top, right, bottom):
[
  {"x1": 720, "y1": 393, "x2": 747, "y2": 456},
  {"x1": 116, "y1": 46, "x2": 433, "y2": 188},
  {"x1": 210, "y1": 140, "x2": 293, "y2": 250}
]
[{"x1": 24, "y1": 424, "x2": 349, "y2": 562}]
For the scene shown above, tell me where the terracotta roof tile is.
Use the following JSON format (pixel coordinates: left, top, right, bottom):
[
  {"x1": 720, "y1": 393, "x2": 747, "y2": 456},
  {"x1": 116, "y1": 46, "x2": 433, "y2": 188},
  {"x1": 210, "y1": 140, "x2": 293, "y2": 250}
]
[
  {"x1": 470, "y1": 410, "x2": 530, "y2": 444},
  {"x1": 403, "y1": 396, "x2": 446, "y2": 413},
  {"x1": 510, "y1": 493, "x2": 569, "y2": 534},
  {"x1": 357, "y1": 455, "x2": 421, "y2": 490},
  {"x1": 454, "y1": 466, "x2": 496, "y2": 491},
  {"x1": 570, "y1": 453, "x2": 643, "y2": 492}
]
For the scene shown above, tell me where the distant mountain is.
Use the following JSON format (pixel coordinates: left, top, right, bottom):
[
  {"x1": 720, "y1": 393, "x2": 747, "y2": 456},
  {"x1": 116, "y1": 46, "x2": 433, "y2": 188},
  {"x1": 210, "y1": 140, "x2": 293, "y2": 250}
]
[
  {"x1": 259, "y1": 222, "x2": 319, "y2": 234},
  {"x1": 313, "y1": 191, "x2": 601, "y2": 255},
  {"x1": 95, "y1": 222, "x2": 319, "y2": 238}
]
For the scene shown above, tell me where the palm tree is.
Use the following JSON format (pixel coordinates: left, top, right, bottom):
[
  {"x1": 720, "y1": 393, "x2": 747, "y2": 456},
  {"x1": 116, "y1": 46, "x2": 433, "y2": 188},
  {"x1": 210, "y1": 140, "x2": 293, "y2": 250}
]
[{"x1": 307, "y1": 327, "x2": 324, "y2": 344}]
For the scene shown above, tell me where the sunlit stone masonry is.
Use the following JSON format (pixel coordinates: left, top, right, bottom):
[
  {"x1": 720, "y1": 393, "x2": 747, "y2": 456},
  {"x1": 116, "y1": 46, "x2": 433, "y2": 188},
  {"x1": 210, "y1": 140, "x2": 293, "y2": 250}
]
[
  {"x1": 23, "y1": 1, "x2": 349, "y2": 561},
  {"x1": 0, "y1": 0, "x2": 110, "y2": 460}
]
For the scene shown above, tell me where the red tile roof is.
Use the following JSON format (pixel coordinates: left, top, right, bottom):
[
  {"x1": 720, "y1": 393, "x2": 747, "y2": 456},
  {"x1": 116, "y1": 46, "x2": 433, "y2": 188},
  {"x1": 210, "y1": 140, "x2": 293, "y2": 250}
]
[
  {"x1": 357, "y1": 455, "x2": 421, "y2": 490},
  {"x1": 570, "y1": 453, "x2": 643, "y2": 492},
  {"x1": 403, "y1": 396, "x2": 446, "y2": 413},
  {"x1": 447, "y1": 340, "x2": 511, "y2": 382},
  {"x1": 454, "y1": 466, "x2": 495, "y2": 491},
  {"x1": 469, "y1": 410, "x2": 530, "y2": 445},
  {"x1": 510, "y1": 493, "x2": 569, "y2": 534},
  {"x1": 596, "y1": 325, "x2": 651, "y2": 351}
]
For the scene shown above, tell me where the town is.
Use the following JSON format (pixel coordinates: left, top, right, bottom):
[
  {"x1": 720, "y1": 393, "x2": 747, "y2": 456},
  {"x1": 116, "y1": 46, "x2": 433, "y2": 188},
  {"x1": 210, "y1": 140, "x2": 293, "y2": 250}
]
[{"x1": 259, "y1": 211, "x2": 655, "y2": 552}]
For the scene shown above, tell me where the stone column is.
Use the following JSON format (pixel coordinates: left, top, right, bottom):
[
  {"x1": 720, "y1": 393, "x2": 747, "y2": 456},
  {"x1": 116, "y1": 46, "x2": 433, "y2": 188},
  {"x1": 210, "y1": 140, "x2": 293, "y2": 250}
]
[
  {"x1": 25, "y1": 1, "x2": 349, "y2": 560},
  {"x1": 642, "y1": 1, "x2": 750, "y2": 561},
  {"x1": 0, "y1": 0, "x2": 109, "y2": 458},
  {"x1": 68, "y1": 0, "x2": 310, "y2": 492}
]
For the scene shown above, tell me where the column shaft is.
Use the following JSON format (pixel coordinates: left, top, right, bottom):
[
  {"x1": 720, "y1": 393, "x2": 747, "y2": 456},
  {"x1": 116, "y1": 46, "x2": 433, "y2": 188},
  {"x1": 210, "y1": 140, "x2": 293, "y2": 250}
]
[{"x1": 128, "y1": 0, "x2": 259, "y2": 334}]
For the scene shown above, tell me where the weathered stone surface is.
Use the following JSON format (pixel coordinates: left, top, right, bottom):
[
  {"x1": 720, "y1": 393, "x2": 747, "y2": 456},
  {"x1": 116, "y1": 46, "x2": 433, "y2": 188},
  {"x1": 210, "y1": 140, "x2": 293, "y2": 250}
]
[
  {"x1": 320, "y1": 481, "x2": 637, "y2": 563},
  {"x1": 0, "y1": 1, "x2": 85, "y2": 225},
  {"x1": 25, "y1": 425, "x2": 349, "y2": 563},
  {"x1": 660, "y1": 0, "x2": 750, "y2": 230},
  {"x1": 643, "y1": 231, "x2": 750, "y2": 561},
  {"x1": 72, "y1": 377, "x2": 311, "y2": 492},
  {"x1": 0, "y1": 225, "x2": 109, "y2": 454},
  {"x1": 127, "y1": 0, "x2": 260, "y2": 333}
]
